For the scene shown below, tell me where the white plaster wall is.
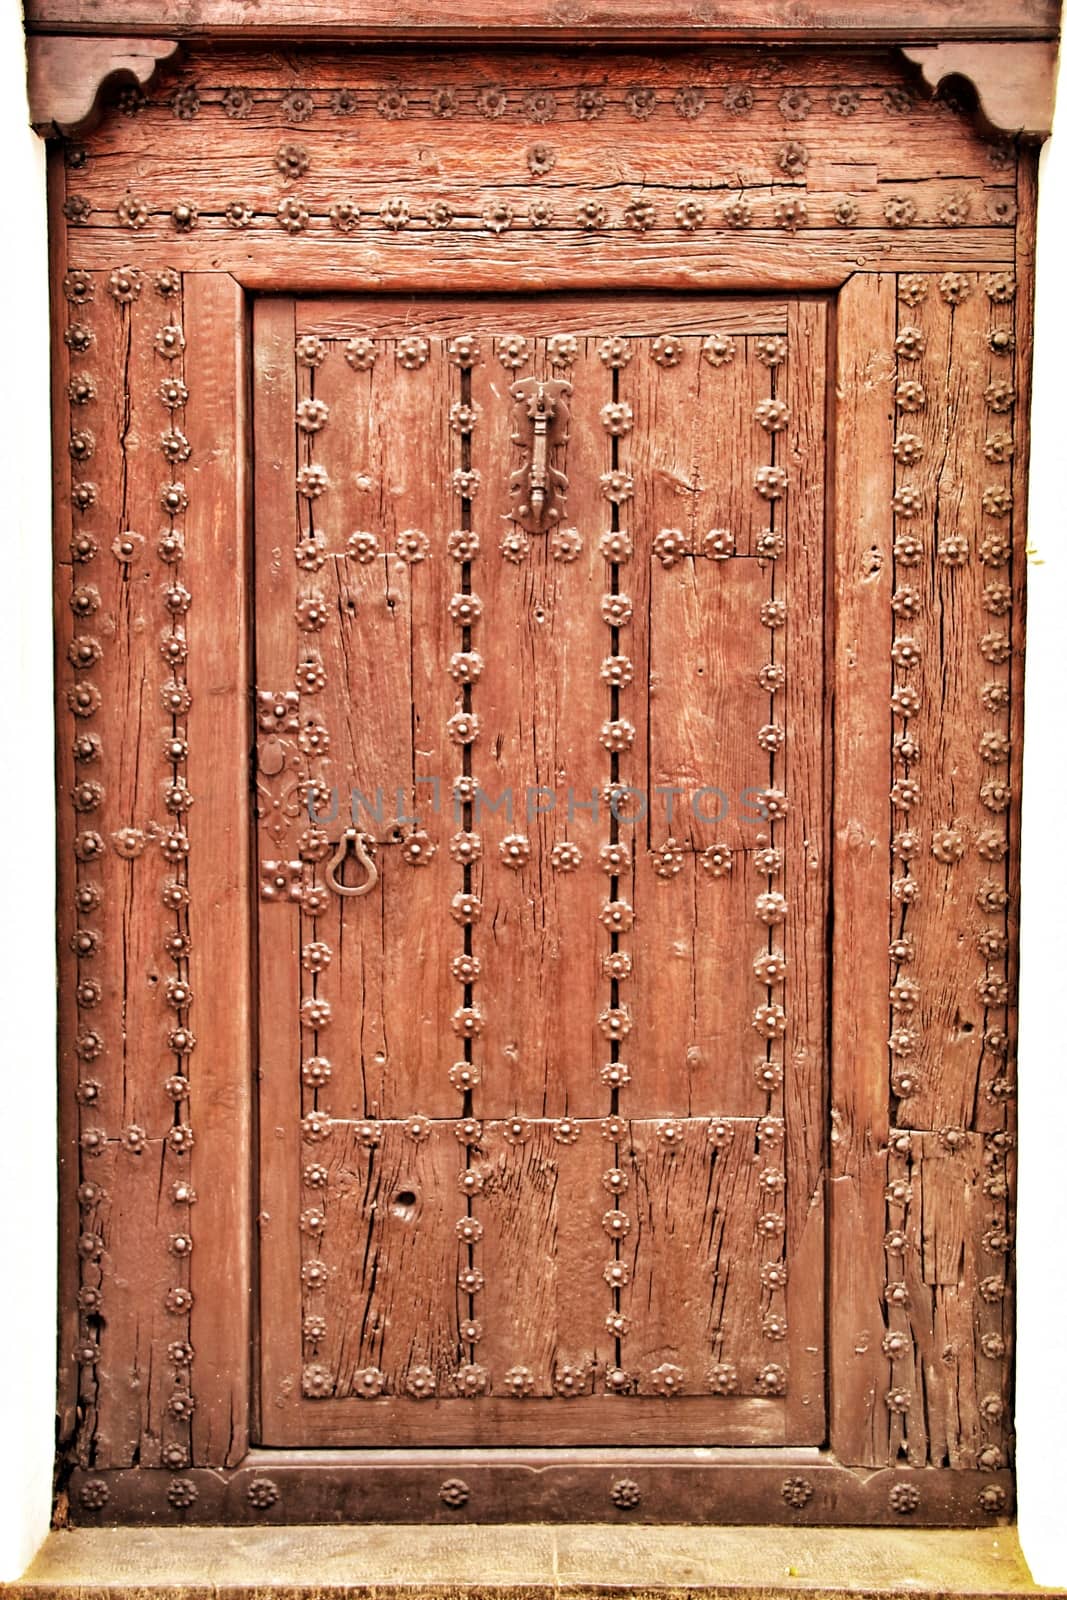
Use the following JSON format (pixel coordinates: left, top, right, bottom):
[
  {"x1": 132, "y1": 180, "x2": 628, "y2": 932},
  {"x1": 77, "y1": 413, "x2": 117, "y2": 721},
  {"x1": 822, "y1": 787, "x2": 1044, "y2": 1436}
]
[
  {"x1": 1015, "y1": 71, "x2": 1067, "y2": 1596},
  {"x1": 0, "y1": 9, "x2": 1063, "y2": 1583},
  {"x1": 0, "y1": 0, "x2": 57, "y2": 1580}
]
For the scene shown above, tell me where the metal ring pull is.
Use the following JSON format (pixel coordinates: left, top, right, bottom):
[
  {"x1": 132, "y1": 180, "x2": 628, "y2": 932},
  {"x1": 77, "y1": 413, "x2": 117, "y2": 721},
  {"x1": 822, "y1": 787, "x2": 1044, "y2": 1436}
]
[{"x1": 325, "y1": 828, "x2": 378, "y2": 898}]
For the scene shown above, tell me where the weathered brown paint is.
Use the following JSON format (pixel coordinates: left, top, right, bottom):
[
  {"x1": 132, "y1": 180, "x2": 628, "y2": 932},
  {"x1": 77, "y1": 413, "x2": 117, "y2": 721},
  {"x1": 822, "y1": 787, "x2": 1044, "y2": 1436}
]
[
  {"x1": 47, "y1": 27, "x2": 1031, "y2": 1526},
  {"x1": 22, "y1": 0, "x2": 1063, "y2": 44}
]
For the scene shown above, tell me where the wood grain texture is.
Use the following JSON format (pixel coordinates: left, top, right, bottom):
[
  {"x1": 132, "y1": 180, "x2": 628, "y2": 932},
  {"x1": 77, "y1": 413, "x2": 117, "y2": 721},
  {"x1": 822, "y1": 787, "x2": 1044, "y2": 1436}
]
[
  {"x1": 468, "y1": 333, "x2": 608, "y2": 1118},
  {"x1": 626, "y1": 328, "x2": 756, "y2": 1114},
  {"x1": 285, "y1": 333, "x2": 411, "y2": 1123},
  {"x1": 252, "y1": 295, "x2": 306, "y2": 1454},
  {"x1": 49, "y1": 35, "x2": 1028, "y2": 1498},
  {"x1": 253, "y1": 299, "x2": 826, "y2": 1447},
  {"x1": 648, "y1": 557, "x2": 772, "y2": 848},
  {"x1": 1003, "y1": 153, "x2": 1032, "y2": 1142},
  {"x1": 265, "y1": 1118, "x2": 794, "y2": 1445},
  {"x1": 376, "y1": 340, "x2": 458, "y2": 1120},
  {"x1": 886, "y1": 1131, "x2": 1012, "y2": 1470},
  {"x1": 312, "y1": 1123, "x2": 463, "y2": 1403},
  {"x1": 50, "y1": 147, "x2": 85, "y2": 1465},
  {"x1": 54, "y1": 45, "x2": 1019, "y2": 301},
  {"x1": 54, "y1": 244, "x2": 206, "y2": 1469},
  {"x1": 890, "y1": 272, "x2": 1005, "y2": 1133},
  {"x1": 23, "y1": 0, "x2": 1062, "y2": 41},
  {"x1": 901, "y1": 41, "x2": 1057, "y2": 137},
  {"x1": 27, "y1": 35, "x2": 179, "y2": 136},
  {"x1": 628, "y1": 853, "x2": 773, "y2": 1117},
  {"x1": 289, "y1": 297, "x2": 789, "y2": 340},
  {"x1": 62, "y1": 146, "x2": 1017, "y2": 205},
  {"x1": 828, "y1": 264, "x2": 1021, "y2": 1471},
  {"x1": 782, "y1": 297, "x2": 828, "y2": 1443},
  {"x1": 828, "y1": 272, "x2": 896, "y2": 1469},
  {"x1": 59, "y1": 233, "x2": 1016, "y2": 297},
  {"x1": 184, "y1": 271, "x2": 252, "y2": 1465},
  {"x1": 619, "y1": 1119, "x2": 770, "y2": 1397}
]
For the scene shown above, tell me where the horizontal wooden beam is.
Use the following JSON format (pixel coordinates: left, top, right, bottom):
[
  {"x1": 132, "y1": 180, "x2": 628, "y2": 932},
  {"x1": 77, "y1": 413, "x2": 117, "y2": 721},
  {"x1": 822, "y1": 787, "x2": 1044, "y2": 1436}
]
[
  {"x1": 22, "y1": 0, "x2": 1062, "y2": 44},
  {"x1": 63, "y1": 1457, "x2": 1017, "y2": 1527}
]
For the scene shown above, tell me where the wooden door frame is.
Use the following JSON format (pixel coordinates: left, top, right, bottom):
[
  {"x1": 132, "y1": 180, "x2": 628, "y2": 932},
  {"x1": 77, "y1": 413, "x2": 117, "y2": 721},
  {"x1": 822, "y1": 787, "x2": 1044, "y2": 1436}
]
[
  {"x1": 50, "y1": 247, "x2": 1011, "y2": 1526},
  {"x1": 40, "y1": 6, "x2": 1048, "y2": 1525}
]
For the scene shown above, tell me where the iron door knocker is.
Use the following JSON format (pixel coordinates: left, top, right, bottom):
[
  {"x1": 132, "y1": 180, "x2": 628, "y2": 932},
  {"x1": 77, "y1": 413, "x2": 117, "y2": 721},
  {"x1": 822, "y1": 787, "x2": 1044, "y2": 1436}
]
[{"x1": 325, "y1": 828, "x2": 378, "y2": 897}]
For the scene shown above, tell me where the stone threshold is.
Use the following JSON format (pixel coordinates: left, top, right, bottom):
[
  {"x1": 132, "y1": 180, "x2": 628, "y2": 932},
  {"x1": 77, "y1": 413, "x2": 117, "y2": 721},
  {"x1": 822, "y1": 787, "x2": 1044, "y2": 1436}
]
[{"x1": 9, "y1": 1524, "x2": 1058, "y2": 1598}]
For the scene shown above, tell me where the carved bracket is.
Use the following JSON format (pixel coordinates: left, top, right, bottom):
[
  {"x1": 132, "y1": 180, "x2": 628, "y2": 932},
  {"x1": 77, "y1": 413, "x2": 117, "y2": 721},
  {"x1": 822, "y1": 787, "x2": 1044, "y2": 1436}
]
[
  {"x1": 27, "y1": 35, "x2": 180, "y2": 138},
  {"x1": 900, "y1": 41, "x2": 1058, "y2": 141}
]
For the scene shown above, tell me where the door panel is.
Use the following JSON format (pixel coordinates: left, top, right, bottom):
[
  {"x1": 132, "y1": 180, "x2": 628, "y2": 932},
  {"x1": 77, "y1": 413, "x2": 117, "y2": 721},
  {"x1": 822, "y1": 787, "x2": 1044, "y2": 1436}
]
[{"x1": 255, "y1": 293, "x2": 827, "y2": 1447}]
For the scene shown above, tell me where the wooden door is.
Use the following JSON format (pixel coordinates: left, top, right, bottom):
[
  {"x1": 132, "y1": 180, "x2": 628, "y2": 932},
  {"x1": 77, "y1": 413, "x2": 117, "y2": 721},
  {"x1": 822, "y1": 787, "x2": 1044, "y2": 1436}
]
[
  {"x1": 45, "y1": 29, "x2": 1030, "y2": 1522},
  {"x1": 254, "y1": 292, "x2": 827, "y2": 1448}
]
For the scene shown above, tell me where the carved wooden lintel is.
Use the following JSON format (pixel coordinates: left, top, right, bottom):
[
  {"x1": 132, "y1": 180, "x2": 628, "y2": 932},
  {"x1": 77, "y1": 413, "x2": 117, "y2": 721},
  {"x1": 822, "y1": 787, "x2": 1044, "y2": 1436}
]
[
  {"x1": 18, "y1": 0, "x2": 1064, "y2": 43},
  {"x1": 27, "y1": 34, "x2": 180, "y2": 138},
  {"x1": 901, "y1": 41, "x2": 1058, "y2": 141}
]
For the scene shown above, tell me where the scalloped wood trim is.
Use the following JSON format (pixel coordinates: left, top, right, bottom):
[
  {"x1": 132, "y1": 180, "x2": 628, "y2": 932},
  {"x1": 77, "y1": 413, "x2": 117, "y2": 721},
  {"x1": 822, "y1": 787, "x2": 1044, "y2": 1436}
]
[
  {"x1": 901, "y1": 41, "x2": 1058, "y2": 140},
  {"x1": 27, "y1": 35, "x2": 180, "y2": 137}
]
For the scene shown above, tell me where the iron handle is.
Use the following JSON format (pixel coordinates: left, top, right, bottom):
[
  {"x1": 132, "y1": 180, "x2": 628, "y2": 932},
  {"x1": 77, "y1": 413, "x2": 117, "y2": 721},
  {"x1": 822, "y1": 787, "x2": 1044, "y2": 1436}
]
[{"x1": 325, "y1": 828, "x2": 378, "y2": 898}]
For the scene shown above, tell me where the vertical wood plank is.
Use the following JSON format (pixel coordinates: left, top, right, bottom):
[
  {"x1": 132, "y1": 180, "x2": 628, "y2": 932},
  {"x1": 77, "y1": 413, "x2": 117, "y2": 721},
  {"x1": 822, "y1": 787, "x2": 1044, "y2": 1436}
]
[
  {"x1": 695, "y1": 336, "x2": 776, "y2": 557},
  {"x1": 318, "y1": 1124, "x2": 460, "y2": 1401},
  {"x1": 49, "y1": 149, "x2": 82, "y2": 1459},
  {"x1": 783, "y1": 297, "x2": 828, "y2": 1442},
  {"x1": 648, "y1": 556, "x2": 772, "y2": 852},
  {"x1": 829, "y1": 271, "x2": 895, "y2": 1467},
  {"x1": 458, "y1": 334, "x2": 533, "y2": 1116},
  {"x1": 476, "y1": 1121, "x2": 610, "y2": 1401},
  {"x1": 628, "y1": 854, "x2": 769, "y2": 1117},
  {"x1": 297, "y1": 548, "x2": 409, "y2": 1121},
  {"x1": 58, "y1": 255, "x2": 184, "y2": 1469},
  {"x1": 892, "y1": 274, "x2": 992, "y2": 1131},
  {"x1": 90, "y1": 1144, "x2": 178, "y2": 1467},
  {"x1": 893, "y1": 1132, "x2": 997, "y2": 1469},
  {"x1": 251, "y1": 295, "x2": 305, "y2": 1445},
  {"x1": 975, "y1": 256, "x2": 1020, "y2": 1132},
  {"x1": 184, "y1": 272, "x2": 252, "y2": 1465},
  {"x1": 621, "y1": 1119, "x2": 766, "y2": 1396},
  {"x1": 617, "y1": 333, "x2": 664, "y2": 1119},
  {"x1": 1003, "y1": 158, "x2": 1031, "y2": 1145},
  {"x1": 381, "y1": 337, "x2": 456, "y2": 1118},
  {"x1": 118, "y1": 286, "x2": 177, "y2": 1153},
  {"x1": 97, "y1": 262, "x2": 181, "y2": 1460},
  {"x1": 472, "y1": 335, "x2": 611, "y2": 1118},
  {"x1": 64, "y1": 282, "x2": 131, "y2": 1127},
  {"x1": 538, "y1": 337, "x2": 615, "y2": 1122},
  {"x1": 971, "y1": 264, "x2": 1017, "y2": 1132},
  {"x1": 294, "y1": 326, "x2": 419, "y2": 1126}
]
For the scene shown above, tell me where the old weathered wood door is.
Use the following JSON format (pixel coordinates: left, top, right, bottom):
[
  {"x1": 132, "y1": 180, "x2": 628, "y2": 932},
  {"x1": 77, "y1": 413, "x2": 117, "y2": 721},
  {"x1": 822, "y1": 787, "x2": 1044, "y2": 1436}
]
[
  {"x1": 45, "y1": 15, "x2": 1034, "y2": 1523},
  {"x1": 254, "y1": 293, "x2": 827, "y2": 1446}
]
